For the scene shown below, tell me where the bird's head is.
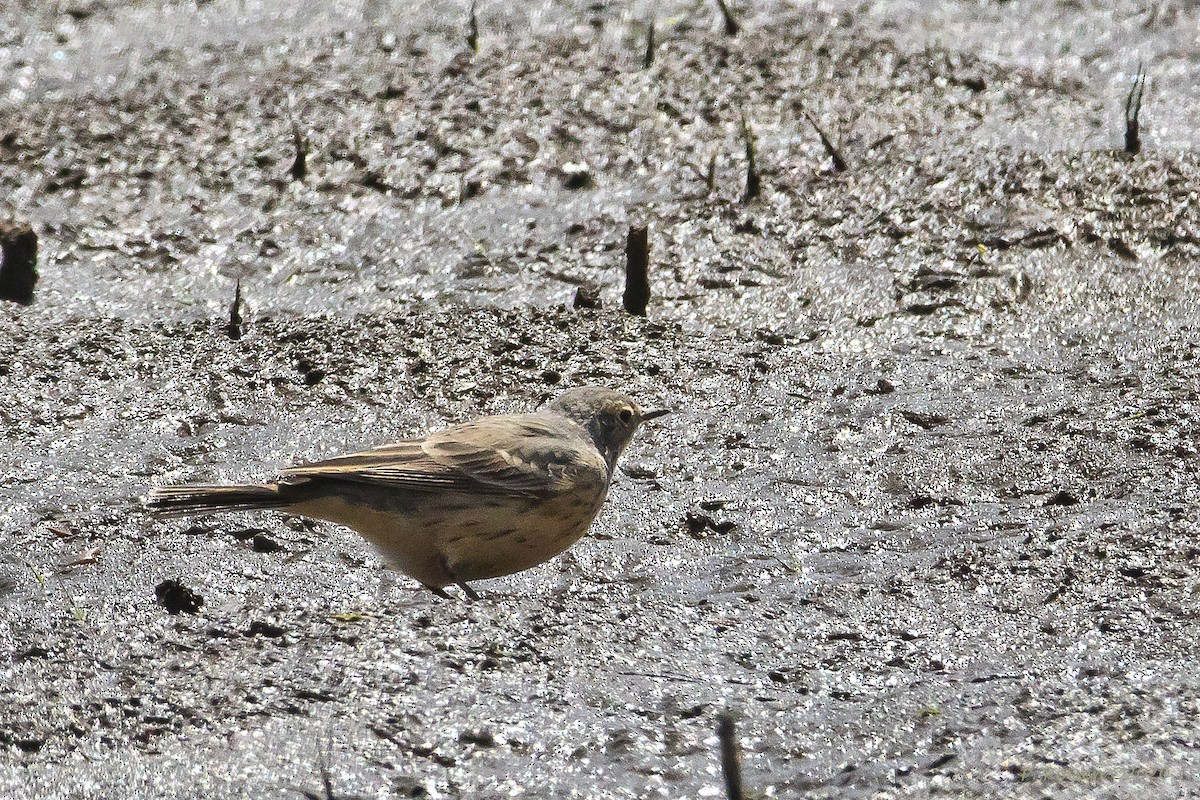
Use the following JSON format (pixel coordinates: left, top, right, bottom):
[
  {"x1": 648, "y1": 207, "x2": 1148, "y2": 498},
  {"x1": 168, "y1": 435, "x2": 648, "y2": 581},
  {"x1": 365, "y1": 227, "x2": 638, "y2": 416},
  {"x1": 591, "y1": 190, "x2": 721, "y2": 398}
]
[{"x1": 547, "y1": 386, "x2": 669, "y2": 470}]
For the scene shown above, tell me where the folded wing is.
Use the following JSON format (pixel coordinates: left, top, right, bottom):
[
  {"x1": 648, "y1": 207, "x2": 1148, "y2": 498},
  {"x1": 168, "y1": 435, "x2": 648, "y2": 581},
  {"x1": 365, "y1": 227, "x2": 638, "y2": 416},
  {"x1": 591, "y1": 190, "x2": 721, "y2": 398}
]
[{"x1": 279, "y1": 415, "x2": 606, "y2": 498}]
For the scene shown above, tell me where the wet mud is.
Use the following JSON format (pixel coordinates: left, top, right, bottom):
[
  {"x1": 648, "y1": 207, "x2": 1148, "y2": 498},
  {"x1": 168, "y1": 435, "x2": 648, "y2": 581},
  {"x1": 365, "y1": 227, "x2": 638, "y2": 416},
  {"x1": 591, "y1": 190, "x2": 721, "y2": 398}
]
[{"x1": 2, "y1": 1, "x2": 1199, "y2": 798}]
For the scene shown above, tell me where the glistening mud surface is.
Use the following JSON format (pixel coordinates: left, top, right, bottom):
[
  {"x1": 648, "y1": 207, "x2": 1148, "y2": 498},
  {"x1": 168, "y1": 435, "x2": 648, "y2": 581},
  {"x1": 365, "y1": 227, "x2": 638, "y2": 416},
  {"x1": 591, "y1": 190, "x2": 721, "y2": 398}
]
[{"x1": 2, "y1": 2, "x2": 1199, "y2": 798}]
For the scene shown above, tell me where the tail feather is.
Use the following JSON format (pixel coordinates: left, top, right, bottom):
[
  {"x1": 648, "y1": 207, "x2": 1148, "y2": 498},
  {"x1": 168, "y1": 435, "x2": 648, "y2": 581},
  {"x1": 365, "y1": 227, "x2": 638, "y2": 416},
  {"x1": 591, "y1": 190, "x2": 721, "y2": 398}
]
[{"x1": 145, "y1": 483, "x2": 287, "y2": 517}]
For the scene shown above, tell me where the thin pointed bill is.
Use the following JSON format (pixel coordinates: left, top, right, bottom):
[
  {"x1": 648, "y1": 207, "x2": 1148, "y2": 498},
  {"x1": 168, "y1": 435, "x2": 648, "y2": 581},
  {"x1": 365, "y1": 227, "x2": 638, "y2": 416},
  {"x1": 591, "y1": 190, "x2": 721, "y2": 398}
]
[{"x1": 641, "y1": 408, "x2": 671, "y2": 421}]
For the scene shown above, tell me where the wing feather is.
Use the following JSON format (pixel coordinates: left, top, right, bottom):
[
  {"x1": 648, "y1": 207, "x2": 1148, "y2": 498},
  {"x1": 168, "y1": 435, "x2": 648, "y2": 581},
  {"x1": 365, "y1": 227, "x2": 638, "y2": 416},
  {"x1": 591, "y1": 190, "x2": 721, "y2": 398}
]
[{"x1": 279, "y1": 415, "x2": 605, "y2": 498}]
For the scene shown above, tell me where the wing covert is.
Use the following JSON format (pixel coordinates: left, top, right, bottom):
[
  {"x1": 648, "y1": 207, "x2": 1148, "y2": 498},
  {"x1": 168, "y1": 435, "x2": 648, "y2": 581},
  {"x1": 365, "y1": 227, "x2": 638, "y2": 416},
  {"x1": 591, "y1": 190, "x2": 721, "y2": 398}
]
[{"x1": 279, "y1": 415, "x2": 606, "y2": 497}]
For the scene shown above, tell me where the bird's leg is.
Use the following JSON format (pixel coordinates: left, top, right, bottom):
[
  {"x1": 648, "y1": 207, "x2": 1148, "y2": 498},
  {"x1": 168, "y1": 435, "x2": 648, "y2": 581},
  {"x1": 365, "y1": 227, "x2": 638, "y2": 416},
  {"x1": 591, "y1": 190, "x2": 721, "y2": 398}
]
[
  {"x1": 426, "y1": 585, "x2": 454, "y2": 600},
  {"x1": 439, "y1": 554, "x2": 481, "y2": 601}
]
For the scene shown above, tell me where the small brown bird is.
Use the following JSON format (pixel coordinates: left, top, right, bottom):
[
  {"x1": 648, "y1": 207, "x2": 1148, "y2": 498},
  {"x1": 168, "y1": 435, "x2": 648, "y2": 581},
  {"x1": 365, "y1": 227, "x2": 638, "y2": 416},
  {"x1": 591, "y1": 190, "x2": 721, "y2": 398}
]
[{"x1": 146, "y1": 387, "x2": 668, "y2": 599}]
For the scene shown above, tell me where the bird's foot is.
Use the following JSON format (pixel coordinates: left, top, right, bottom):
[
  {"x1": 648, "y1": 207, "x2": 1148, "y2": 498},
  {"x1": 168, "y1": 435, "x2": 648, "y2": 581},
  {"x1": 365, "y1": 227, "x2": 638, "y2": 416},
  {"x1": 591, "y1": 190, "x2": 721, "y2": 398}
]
[{"x1": 436, "y1": 554, "x2": 482, "y2": 601}]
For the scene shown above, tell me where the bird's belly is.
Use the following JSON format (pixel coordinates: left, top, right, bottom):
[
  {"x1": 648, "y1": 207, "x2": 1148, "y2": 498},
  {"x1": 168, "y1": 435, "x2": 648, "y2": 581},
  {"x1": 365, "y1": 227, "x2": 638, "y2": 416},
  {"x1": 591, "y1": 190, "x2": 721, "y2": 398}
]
[
  {"x1": 289, "y1": 485, "x2": 608, "y2": 587},
  {"x1": 437, "y1": 491, "x2": 608, "y2": 582}
]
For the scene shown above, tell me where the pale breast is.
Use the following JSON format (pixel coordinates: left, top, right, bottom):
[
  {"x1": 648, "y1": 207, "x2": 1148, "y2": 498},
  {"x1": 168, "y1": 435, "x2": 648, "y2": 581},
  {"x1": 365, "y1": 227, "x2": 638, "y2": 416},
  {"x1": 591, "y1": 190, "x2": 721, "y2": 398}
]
[{"x1": 436, "y1": 484, "x2": 610, "y2": 582}]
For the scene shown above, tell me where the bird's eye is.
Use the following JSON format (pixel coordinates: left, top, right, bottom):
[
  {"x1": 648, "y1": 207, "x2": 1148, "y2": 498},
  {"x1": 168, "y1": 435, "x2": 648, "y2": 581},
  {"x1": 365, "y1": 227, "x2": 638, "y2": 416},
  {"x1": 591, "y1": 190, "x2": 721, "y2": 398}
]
[{"x1": 619, "y1": 409, "x2": 633, "y2": 425}]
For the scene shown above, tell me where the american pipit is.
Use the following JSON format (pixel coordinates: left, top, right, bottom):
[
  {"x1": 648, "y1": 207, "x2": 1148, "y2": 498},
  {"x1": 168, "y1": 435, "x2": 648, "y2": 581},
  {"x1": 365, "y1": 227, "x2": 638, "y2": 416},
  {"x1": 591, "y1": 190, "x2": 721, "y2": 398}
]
[{"x1": 146, "y1": 386, "x2": 668, "y2": 599}]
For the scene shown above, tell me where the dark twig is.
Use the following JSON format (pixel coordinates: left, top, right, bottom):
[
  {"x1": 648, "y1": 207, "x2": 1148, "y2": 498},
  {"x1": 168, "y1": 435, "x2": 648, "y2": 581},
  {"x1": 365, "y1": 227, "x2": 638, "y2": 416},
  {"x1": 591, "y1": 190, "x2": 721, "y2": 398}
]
[
  {"x1": 226, "y1": 279, "x2": 243, "y2": 340},
  {"x1": 1124, "y1": 62, "x2": 1147, "y2": 155},
  {"x1": 643, "y1": 18, "x2": 656, "y2": 69},
  {"x1": 466, "y1": 0, "x2": 479, "y2": 53},
  {"x1": 573, "y1": 282, "x2": 602, "y2": 309},
  {"x1": 317, "y1": 739, "x2": 336, "y2": 800},
  {"x1": 289, "y1": 124, "x2": 308, "y2": 182},
  {"x1": 292, "y1": 735, "x2": 337, "y2": 800},
  {"x1": 317, "y1": 733, "x2": 337, "y2": 800},
  {"x1": 740, "y1": 115, "x2": 759, "y2": 203},
  {"x1": 801, "y1": 109, "x2": 848, "y2": 172},
  {"x1": 718, "y1": 713, "x2": 746, "y2": 800},
  {"x1": 687, "y1": 148, "x2": 719, "y2": 192},
  {"x1": 715, "y1": 0, "x2": 740, "y2": 36},
  {"x1": 0, "y1": 221, "x2": 38, "y2": 305},
  {"x1": 623, "y1": 224, "x2": 651, "y2": 315}
]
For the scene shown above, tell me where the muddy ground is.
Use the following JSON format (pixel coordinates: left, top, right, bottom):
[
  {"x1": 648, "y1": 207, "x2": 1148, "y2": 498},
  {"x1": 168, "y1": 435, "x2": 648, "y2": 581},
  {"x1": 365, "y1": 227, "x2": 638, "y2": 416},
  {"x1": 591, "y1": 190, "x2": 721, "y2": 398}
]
[{"x1": 2, "y1": 1, "x2": 1199, "y2": 798}]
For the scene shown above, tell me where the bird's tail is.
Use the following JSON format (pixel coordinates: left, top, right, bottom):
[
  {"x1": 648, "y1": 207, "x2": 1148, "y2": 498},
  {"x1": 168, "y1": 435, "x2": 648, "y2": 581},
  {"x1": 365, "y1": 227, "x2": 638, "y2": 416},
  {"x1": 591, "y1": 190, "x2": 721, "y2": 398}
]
[{"x1": 144, "y1": 483, "x2": 288, "y2": 517}]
